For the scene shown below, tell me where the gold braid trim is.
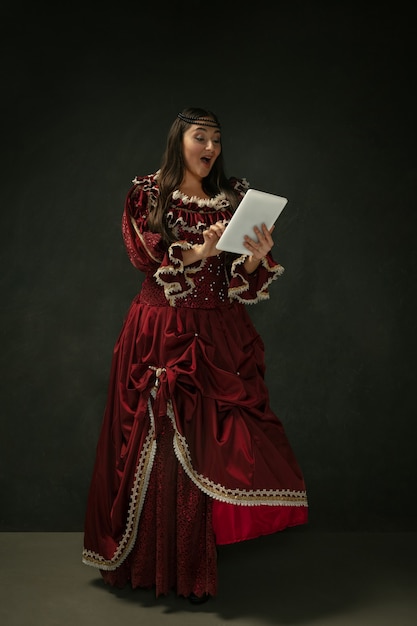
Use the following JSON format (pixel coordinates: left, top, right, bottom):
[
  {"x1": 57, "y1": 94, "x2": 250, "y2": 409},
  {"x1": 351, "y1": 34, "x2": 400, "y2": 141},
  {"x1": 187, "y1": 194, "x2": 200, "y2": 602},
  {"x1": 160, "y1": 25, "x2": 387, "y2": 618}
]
[
  {"x1": 82, "y1": 393, "x2": 307, "y2": 571},
  {"x1": 131, "y1": 217, "x2": 163, "y2": 264},
  {"x1": 82, "y1": 400, "x2": 157, "y2": 570},
  {"x1": 167, "y1": 402, "x2": 307, "y2": 507}
]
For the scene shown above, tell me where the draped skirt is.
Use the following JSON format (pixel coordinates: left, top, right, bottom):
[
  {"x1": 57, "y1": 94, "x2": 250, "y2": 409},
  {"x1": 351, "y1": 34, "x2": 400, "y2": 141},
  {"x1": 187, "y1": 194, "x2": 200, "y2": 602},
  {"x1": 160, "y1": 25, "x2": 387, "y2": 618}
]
[{"x1": 82, "y1": 297, "x2": 308, "y2": 597}]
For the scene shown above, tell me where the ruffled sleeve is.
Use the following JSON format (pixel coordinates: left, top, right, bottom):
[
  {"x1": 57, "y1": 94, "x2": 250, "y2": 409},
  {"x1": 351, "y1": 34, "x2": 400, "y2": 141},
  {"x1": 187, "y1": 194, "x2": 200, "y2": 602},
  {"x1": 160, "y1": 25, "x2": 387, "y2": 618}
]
[
  {"x1": 228, "y1": 253, "x2": 284, "y2": 303},
  {"x1": 154, "y1": 242, "x2": 206, "y2": 306},
  {"x1": 225, "y1": 178, "x2": 285, "y2": 303}
]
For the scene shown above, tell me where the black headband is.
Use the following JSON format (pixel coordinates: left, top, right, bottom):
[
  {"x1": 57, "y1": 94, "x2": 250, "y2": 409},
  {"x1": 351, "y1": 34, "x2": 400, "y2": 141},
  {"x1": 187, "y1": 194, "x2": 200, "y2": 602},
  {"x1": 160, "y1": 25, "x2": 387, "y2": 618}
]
[{"x1": 177, "y1": 113, "x2": 221, "y2": 129}]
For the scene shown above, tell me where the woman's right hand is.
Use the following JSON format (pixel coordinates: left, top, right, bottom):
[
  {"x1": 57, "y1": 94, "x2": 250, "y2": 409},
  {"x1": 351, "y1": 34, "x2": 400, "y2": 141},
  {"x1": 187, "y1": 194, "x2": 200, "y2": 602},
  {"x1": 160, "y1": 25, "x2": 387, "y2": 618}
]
[
  {"x1": 201, "y1": 221, "x2": 226, "y2": 258},
  {"x1": 182, "y1": 221, "x2": 226, "y2": 266}
]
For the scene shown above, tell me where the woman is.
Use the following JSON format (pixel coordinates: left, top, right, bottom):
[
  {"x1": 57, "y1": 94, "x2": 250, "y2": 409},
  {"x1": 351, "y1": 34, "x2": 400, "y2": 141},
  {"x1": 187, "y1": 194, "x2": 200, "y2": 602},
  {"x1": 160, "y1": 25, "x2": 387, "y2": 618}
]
[{"x1": 82, "y1": 107, "x2": 308, "y2": 603}]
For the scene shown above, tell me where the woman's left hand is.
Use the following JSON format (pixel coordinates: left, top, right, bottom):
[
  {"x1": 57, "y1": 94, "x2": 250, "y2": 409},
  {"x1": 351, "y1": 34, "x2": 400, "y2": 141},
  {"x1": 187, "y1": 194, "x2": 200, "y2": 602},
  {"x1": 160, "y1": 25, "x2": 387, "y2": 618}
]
[{"x1": 244, "y1": 223, "x2": 275, "y2": 259}]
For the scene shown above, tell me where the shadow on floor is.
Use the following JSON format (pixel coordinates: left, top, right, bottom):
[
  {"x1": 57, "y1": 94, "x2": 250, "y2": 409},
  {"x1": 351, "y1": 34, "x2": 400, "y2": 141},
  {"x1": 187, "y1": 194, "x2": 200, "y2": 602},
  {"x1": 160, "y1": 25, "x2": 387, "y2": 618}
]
[{"x1": 89, "y1": 528, "x2": 417, "y2": 624}]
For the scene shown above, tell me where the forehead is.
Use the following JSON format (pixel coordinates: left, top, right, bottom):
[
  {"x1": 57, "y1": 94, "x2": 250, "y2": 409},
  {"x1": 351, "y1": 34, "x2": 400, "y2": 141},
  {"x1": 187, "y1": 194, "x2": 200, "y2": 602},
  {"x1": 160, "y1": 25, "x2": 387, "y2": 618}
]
[{"x1": 185, "y1": 123, "x2": 221, "y2": 134}]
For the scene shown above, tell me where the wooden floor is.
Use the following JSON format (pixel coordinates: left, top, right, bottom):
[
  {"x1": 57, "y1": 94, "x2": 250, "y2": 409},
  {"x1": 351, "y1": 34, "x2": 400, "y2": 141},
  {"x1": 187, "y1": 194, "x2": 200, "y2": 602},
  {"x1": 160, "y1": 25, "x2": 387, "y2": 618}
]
[{"x1": 1, "y1": 529, "x2": 416, "y2": 626}]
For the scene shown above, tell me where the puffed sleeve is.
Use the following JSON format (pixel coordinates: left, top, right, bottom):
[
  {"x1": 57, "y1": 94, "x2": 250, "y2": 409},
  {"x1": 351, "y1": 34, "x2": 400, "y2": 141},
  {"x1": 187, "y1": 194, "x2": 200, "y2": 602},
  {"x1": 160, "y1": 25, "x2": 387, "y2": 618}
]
[
  {"x1": 122, "y1": 175, "x2": 204, "y2": 304},
  {"x1": 227, "y1": 253, "x2": 284, "y2": 303},
  {"x1": 121, "y1": 176, "x2": 167, "y2": 273}
]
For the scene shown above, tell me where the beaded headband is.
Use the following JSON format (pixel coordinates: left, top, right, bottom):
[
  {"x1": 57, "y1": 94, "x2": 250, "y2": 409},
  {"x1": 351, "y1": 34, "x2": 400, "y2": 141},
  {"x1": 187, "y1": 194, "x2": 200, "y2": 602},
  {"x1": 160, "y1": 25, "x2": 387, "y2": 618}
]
[{"x1": 177, "y1": 112, "x2": 221, "y2": 129}]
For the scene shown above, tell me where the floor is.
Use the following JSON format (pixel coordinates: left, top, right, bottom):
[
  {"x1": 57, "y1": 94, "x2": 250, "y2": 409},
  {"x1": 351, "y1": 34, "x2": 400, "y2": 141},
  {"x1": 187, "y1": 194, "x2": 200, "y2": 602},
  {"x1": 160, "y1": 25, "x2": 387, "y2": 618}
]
[{"x1": 0, "y1": 530, "x2": 416, "y2": 626}]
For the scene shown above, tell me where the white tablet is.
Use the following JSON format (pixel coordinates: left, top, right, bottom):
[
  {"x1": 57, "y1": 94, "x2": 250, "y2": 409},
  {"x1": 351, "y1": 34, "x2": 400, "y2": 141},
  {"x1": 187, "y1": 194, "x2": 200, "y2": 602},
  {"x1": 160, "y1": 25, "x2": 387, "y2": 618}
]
[{"x1": 216, "y1": 188, "x2": 288, "y2": 255}]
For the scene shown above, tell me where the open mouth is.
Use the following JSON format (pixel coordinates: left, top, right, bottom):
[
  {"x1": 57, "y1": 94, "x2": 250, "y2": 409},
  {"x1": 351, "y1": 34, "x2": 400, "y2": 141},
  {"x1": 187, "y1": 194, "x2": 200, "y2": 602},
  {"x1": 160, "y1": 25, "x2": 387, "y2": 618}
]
[{"x1": 201, "y1": 156, "x2": 211, "y2": 165}]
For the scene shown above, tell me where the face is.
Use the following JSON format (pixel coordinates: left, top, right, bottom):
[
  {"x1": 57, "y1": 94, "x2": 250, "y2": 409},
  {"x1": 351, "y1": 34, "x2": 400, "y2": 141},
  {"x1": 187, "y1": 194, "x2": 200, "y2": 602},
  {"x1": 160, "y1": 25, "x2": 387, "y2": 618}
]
[{"x1": 182, "y1": 123, "x2": 222, "y2": 180}]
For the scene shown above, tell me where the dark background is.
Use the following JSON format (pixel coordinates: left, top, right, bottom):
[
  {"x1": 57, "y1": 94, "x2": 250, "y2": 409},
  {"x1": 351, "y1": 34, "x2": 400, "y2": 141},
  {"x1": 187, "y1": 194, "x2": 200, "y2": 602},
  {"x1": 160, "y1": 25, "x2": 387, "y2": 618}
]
[{"x1": 1, "y1": 2, "x2": 416, "y2": 532}]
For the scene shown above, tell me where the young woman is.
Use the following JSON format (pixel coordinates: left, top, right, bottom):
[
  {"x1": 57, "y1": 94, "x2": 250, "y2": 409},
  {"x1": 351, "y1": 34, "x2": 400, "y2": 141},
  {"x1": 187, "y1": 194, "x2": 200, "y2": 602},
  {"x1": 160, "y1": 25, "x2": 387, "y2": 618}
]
[{"x1": 82, "y1": 107, "x2": 308, "y2": 604}]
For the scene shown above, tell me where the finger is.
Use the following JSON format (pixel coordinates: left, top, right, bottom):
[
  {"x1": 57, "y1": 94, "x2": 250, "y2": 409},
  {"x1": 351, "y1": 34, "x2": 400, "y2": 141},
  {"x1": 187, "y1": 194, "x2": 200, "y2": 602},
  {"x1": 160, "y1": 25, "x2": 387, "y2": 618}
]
[
  {"x1": 244, "y1": 235, "x2": 256, "y2": 246},
  {"x1": 204, "y1": 229, "x2": 217, "y2": 240},
  {"x1": 211, "y1": 227, "x2": 224, "y2": 239},
  {"x1": 256, "y1": 223, "x2": 274, "y2": 240},
  {"x1": 204, "y1": 225, "x2": 221, "y2": 238},
  {"x1": 244, "y1": 238, "x2": 262, "y2": 256},
  {"x1": 260, "y1": 225, "x2": 274, "y2": 247},
  {"x1": 259, "y1": 222, "x2": 273, "y2": 235},
  {"x1": 253, "y1": 225, "x2": 269, "y2": 242}
]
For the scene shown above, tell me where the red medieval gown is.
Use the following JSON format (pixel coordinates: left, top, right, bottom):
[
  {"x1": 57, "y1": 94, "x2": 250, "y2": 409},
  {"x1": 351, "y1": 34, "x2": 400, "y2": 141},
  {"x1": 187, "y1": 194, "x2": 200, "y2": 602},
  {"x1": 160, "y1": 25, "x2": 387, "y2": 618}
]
[{"x1": 82, "y1": 172, "x2": 308, "y2": 599}]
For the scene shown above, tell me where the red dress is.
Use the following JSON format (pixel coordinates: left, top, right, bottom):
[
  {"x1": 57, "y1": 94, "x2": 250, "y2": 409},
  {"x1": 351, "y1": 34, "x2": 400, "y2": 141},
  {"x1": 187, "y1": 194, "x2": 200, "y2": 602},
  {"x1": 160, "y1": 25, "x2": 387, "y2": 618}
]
[{"x1": 82, "y1": 173, "x2": 308, "y2": 598}]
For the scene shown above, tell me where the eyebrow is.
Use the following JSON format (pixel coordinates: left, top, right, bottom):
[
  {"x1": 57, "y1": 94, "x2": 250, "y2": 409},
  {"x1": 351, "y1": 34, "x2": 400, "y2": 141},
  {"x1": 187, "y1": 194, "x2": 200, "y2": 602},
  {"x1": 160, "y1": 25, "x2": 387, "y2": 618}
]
[{"x1": 194, "y1": 126, "x2": 221, "y2": 133}]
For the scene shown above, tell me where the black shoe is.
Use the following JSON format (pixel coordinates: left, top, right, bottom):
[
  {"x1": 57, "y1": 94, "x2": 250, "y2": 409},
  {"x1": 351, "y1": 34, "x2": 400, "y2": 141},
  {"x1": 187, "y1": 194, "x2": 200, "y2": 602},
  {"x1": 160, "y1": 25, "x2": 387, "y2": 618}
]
[{"x1": 188, "y1": 592, "x2": 210, "y2": 604}]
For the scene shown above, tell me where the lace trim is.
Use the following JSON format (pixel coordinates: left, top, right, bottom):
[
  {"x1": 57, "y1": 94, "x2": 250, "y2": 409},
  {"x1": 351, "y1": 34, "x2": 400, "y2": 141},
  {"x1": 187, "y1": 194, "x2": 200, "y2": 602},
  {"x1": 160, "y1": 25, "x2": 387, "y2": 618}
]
[
  {"x1": 82, "y1": 400, "x2": 157, "y2": 570},
  {"x1": 166, "y1": 213, "x2": 210, "y2": 236},
  {"x1": 154, "y1": 242, "x2": 206, "y2": 306},
  {"x1": 131, "y1": 174, "x2": 158, "y2": 212},
  {"x1": 132, "y1": 173, "x2": 155, "y2": 187},
  {"x1": 82, "y1": 387, "x2": 307, "y2": 570},
  {"x1": 131, "y1": 173, "x2": 250, "y2": 212},
  {"x1": 234, "y1": 177, "x2": 250, "y2": 194},
  {"x1": 228, "y1": 256, "x2": 284, "y2": 305},
  {"x1": 172, "y1": 189, "x2": 228, "y2": 208},
  {"x1": 168, "y1": 402, "x2": 307, "y2": 507},
  {"x1": 171, "y1": 174, "x2": 250, "y2": 208}
]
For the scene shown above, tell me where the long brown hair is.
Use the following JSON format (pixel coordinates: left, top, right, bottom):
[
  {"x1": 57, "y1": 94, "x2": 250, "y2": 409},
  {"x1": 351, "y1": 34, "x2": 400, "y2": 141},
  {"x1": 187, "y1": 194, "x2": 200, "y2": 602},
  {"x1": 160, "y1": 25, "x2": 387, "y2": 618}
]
[{"x1": 147, "y1": 106, "x2": 240, "y2": 245}]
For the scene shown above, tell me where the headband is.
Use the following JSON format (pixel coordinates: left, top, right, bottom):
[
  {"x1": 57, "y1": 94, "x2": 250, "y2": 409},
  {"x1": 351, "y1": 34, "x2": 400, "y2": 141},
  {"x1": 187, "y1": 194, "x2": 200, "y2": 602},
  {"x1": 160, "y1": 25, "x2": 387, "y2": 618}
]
[{"x1": 177, "y1": 112, "x2": 221, "y2": 129}]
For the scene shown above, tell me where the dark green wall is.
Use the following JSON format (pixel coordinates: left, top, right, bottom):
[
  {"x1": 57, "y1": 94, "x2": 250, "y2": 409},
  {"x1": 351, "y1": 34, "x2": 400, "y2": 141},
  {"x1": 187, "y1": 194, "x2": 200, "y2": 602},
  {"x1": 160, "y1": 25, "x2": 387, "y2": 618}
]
[{"x1": 1, "y1": 3, "x2": 416, "y2": 531}]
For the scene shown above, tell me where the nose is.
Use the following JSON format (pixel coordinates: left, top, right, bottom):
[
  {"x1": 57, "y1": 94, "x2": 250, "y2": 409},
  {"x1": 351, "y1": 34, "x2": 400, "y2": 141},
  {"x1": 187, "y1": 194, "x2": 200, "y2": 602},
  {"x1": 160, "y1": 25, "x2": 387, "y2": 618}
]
[{"x1": 206, "y1": 139, "x2": 216, "y2": 151}]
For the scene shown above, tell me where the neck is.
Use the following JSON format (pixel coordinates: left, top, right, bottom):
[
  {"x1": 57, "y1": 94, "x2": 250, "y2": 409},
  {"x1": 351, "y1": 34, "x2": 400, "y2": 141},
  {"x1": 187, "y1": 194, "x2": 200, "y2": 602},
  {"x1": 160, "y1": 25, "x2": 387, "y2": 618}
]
[{"x1": 179, "y1": 174, "x2": 208, "y2": 199}]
